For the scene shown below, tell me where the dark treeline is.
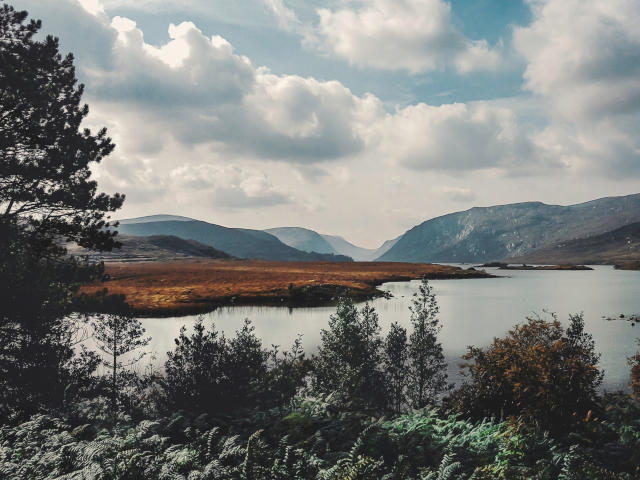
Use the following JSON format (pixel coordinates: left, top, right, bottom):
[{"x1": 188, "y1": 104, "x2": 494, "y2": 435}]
[{"x1": 2, "y1": 4, "x2": 640, "y2": 479}]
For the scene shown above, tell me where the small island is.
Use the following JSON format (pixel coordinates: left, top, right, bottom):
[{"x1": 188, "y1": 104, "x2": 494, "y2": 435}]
[
  {"x1": 476, "y1": 262, "x2": 593, "y2": 271},
  {"x1": 78, "y1": 259, "x2": 494, "y2": 316}
]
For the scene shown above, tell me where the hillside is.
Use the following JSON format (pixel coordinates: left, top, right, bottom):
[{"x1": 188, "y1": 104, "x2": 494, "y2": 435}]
[
  {"x1": 265, "y1": 228, "x2": 402, "y2": 261},
  {"x1": 116, "y1": 219, "x2": 352, "y2": 262},
  {"x1": 67, "y1": 235, "x2": 232, "y2": 261},
  {"x1": 379, "y1": 193, "x2": 640, "y2": 263},
  {"x1": 265, "y1": 227, "x2": 336, "y2": 254},
  {"x1": 506, "y1": 221, "x2": 640, "y2": 265}
]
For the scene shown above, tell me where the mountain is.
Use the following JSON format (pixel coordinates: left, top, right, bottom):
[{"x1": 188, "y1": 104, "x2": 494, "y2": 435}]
[
  {"x1": 378, "y1": 194, "x2": 640, "y2": 263},
  {"x1": 321, "y1": 234, "x2": 401, "y2": 261},
  {"x1": 117, "y1": 214, "x2": 194, "y2": 224},
  {"x1": 116, "y1": 218, "x2": 352, "y2": 262},
  {"x1": 265, "y1": 227, "x2": 336, "y2": 254},
  {"x1": 371, "y1": 235, "x2": 402, "y2": 259},
  {"x1": 265, "y1": 227, "x2": 403, "y2": 261},
  {"x1": 68, "y1": 235, "x2": 233, "y2": 261},
  {"x1": 506, "y1": 221, "x2": 640, "y2": 265}
]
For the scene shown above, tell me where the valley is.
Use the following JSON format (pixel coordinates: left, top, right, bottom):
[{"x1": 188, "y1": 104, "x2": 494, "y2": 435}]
[{"x1": 104, "y1": 193, "x2": 640, "y2": 267}]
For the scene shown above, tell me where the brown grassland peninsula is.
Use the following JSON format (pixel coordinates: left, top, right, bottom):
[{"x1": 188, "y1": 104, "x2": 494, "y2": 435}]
[{"x1": 78, "y1": 259, "x2": 493, "y2": 316}]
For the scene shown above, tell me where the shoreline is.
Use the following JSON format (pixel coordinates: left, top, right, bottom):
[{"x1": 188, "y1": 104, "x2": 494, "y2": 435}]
[
  {"x1": 77, "y1": 259, "x2": 495, "y2": 317},
  {"x1": 477, "y1": 262, "x2": 593, "y2": 271}
]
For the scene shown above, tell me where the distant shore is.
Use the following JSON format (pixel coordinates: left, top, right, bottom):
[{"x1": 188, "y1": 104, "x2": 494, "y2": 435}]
[
  {"x1": 77, "y1": 259, "x2": 494, "y2": 316},
  {"x1": 477, "y1": 262, "x2": 593, "y2": 271},
  {"x1": 614, "y1": 261, "x2": 640, "y2": 271}
]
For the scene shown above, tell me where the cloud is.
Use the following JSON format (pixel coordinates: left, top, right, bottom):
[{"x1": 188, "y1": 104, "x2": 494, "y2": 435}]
[
  {"x1": 313, "y1": 0, "x2": 501, "y2": 74},
  {"x1": 26, "y1": 0, "x2": 537, "y2": 178},
  {"x1": 91, "y1": 154, "x2": 168, "y2": 204},
  {"x1": 263, "y1": 0, "x2": 303, "y2": 32},
  {"x1": 170, "y1": 164, "x2": 293, "y2": 208},
  {"x1": 20, "y1": 0, "x2": 640, "y2": 246},
  {"x1": 373, "y1": 102, "x2": 539, "y2": 172},
  {"x1": 63, "y1": 11, "x2": 378, "y2": 165},
  {"x1": 441, "y1": 186, "x2": 475, "y2": 202},
  {"x1": 514, "y1": 0, "x2": 640, "y2": 176}
]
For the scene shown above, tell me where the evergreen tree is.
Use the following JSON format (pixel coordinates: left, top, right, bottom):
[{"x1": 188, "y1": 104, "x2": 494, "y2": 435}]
[
  {"x1": 384, "y1": 322, "x2": 408, "y2": 414},
  {"x1": 312, "y1": 298, "x2": 386, "y2": 410},
  {"x1": 92, "y1": 306, "x2": 150, "y2": 414},
  {"x1": 407, "y1": 278, "x2": 449, "y2": 409},
  {"x1": 265, "y1": 335, "x2": 310, "y2": 412},
  {"x1": 0, "y1": 4, "x2": 123, "y2": 248},
  {"x1": 164, "y1": 318, "x2": 269, "y2": 414},
  {"x1": 0, "y1": 4, "x2": 123, "y2": 415},
  {"x1": 226, "y1": 319, "x2": 269, "y2": 409},
  {"x1": 165, "y1": 318, "x2": 229, "y2": 413},
  {"x1": 564, "y1": 314, "x2": 604, "y2": 412}
]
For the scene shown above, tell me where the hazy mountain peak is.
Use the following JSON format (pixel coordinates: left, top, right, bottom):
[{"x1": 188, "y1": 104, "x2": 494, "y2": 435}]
[{"x1": 118, "y1": 214, "x2": 196, "y2": 224}]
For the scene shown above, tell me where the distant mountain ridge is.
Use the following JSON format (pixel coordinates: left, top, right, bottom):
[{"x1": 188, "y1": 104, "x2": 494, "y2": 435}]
[
  {"x1": 265, "y1": 227, "x2": 400, "y2": 261},
  {"x1": 115, "y1": 192, "x2": 640, "y2": 265},
  {"x1": 116, "y1": 219, "x2": 352, "y2": 262},
  {"x1": 379, "y1": 194, "x2": 640, "y2": 263},
  {"x1": 118, "y1": 214, "x2": 193, "y2": 224}
]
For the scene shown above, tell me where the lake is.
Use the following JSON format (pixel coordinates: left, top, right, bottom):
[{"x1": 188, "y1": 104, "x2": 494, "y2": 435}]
[{"x1": 136, "y1": 265, "x2": 640, "y2": 392}]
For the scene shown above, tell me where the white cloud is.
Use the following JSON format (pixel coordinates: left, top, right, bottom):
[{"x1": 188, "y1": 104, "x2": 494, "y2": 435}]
[
  {"x1": 373, "y1": 102, "x2": 539, "y2": 172},
  {"x1": 441, "y1": 186, "x2": 475, "y2": 202},
  {"x1": 78, "y1": 0, "x2": 105, "y2": 16},
  {"x1": 314, "y1": 0, "x2": 501, "y2": 74},
  {"x1": 70, "y1": 12, "x2": 379, "y2": 164},
  {"x1": 514, "y1": 0, "x2": 640, "y2": 176},
  {"x1": 170, "y1": 164, "x2": 293, "y2": 208},
  {"x1": 26, "y1": 0, "x2": 543, "y2": 182},
  {"x1": 264, "y1": 0, "x2": 302, "y2": 32},
  {"x1": 25, "y1": 0, "x2": 640, "y2": 246}
]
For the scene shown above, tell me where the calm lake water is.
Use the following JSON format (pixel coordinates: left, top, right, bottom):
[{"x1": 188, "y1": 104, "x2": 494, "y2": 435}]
[{"x1": 136, "y1": 265, "x2": 640, "y2": 392}]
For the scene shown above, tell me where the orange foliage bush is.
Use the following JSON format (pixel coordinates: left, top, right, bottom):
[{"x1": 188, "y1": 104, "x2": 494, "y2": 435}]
[{"x1": 449, "y1": 314, "x2": 603, "y2": 432}]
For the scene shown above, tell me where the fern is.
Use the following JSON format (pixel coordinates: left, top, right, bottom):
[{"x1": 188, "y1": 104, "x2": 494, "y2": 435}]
[{"x1": 421, "y1": 452, "x2": 466, "y2": 480}]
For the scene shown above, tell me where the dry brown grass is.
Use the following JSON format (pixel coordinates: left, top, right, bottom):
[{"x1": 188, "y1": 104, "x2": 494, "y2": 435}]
[{"x1": 78, "y1": 259, "x2": 491, "y2": 315}]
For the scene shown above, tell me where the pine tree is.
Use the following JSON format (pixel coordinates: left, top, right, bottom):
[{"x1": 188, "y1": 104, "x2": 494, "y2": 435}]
[
  {"x1": 312, "y1": 298, "x2": 386, "y2": 410},
  {"x1": 0, "y1": 4, "x2": 123, "y2": 247},
  {"x1": 0, "y1": 5, "x2": 123, "y2": 415},
  {"x1": 226, "y1": 319, "x2": 269, "y2": 409},
  {"x1": 407, "y1": 278, "x2": 449, "y2": 409},
  {"x1": 164, "y1": 318, "x2": 228, "y2": 413},
  {"x1": 384, "y1": 322, "x2": 409, "y2": 414},
  {"x1": 92, "y1": 306, "x2": 149, "y2": 414}
]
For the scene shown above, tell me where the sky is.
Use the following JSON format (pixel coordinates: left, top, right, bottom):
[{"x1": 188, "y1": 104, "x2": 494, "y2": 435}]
[{"x1": 18, "y1": 0, "x2": 640, "y2": 248}]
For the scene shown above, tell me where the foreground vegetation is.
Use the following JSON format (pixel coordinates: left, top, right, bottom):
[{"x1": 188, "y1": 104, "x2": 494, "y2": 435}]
[
  {"x1": 2, "y1": 283, "x2": 640, "y2": 479},
  {"x1": 1, "y1": 392, "x2": 639, "y2": 479},
  {"x1": 2, "y1": 5, "x2": 640, "y2": 479}
]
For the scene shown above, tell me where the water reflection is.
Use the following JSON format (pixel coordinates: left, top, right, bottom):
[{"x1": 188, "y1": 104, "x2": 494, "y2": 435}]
[{"x1": 138, "y1": 265, "x2": 640, "y2": 392}]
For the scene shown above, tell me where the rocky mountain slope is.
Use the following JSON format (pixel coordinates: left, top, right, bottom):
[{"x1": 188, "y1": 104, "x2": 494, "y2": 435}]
[
  {"x1": 506, "y1": 221, "x2": 640, "y2": 265},
  {"x1": 378, "y1": 194, "x2": 640, "y2": 263}
]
